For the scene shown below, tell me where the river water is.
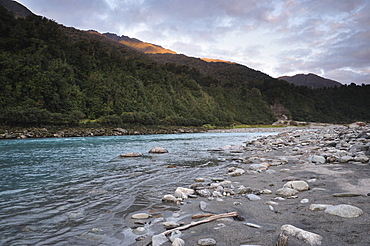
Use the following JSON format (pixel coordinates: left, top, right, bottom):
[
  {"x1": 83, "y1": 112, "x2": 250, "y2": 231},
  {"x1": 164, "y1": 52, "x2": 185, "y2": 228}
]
[{"x1": 0, "y1": 131, "x2": 274, "y2": 245}]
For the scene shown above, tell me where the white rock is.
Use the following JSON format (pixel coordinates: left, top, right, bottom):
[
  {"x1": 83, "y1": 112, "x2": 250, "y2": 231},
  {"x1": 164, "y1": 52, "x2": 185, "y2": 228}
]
[
  {"x1": 162, "y1": 194, "x2": 180, "y2": 203},
  {"x1": 338, "y1": 156, "x2": 353, "y2": 163},
  {"x1": 174, "y1": 187, "x2": 194, "y2": 199},
  {"x1": 249, "y1": 164, "x2": 268, "y2": 171},
  {"x1": 229, "y1": 168, "x2": 245, "y2": 176},
  {"x1": 308, "y1": 155, "x2": 326, "y2": 164},
  {"x1": 119, "y1": 152, "x2": 143, "y2": 157},
  {"x1": 354, "y1": 156, "x2": 369, "y2": 163},
  {"x1": 246, "y1": 194, "x2": 261, "y2": 201},
  {"x1": 280, "y1": 224, "x2": 322, "y2": 245},
  {"x1": 300, "y1": 198, "x2": 309, "y2": 203},
  {"x1": 152, "y1": 233, "x2": 169, "y2": 246},
  {"x1": 324, "y1": 204, "x2": 363, "y2": 218},
  {"x1": 198, "y1": 238, "x2": 216, "y2": 245},
  {"x1": 245, "y1": 222, "x2": 261, "y2": 228},
  {"x1": 149, "y1": 147, "x2": 168, "y2": 153},
  {"x1": 131, "y1": 213, "x2": 150, "y2": 219},
  {"x1": 283, "y1": 181, "x2": 310, "y2": 191},
  {"x1": 169, "y1": 230, "x2": 182, "y2": 242},
  {"x1": 276, "y1": 187, "x2": 299, "y2": 197},
  {"x1": 260, "y1": 189, "x2": 272, "y2": 194},
  {"x1": 172, "y1": 238, "x2": 185, "y2": 246}
]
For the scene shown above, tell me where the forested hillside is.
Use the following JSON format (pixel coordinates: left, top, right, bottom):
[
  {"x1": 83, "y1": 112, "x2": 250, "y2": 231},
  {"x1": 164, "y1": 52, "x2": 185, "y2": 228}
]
[{"x1": 0, "y1": 6, "x2": 369, "y2": 128}]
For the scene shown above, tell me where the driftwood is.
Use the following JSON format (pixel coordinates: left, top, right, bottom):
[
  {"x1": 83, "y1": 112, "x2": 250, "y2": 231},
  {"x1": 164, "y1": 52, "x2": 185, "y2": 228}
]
[{"x1": 163, "y1": 211, "x2": 238, "y2": 235}]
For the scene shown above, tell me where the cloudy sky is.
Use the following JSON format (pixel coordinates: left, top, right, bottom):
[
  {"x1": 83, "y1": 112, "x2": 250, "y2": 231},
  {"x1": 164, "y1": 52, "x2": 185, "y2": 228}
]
[{"x1": 17, "y1": 0, "x2": 370, "y2": 84}]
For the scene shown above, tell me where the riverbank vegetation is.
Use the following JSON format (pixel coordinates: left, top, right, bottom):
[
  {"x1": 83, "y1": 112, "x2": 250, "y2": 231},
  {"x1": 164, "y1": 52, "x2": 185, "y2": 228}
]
[{"x1": 1, "y1": 6, "x2": 369, "y2": 130}]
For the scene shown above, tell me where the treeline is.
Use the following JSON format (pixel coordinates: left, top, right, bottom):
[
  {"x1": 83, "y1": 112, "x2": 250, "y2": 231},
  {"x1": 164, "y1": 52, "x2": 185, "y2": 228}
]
[{"x1": 0, "y1": 6, "x2": 369, "y2": 128}]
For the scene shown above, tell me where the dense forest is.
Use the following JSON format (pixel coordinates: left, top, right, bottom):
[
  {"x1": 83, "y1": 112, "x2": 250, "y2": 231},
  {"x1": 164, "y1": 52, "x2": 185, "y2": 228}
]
[{"x1": 0, "y1": 6, "x2": 369, "y2": 128}]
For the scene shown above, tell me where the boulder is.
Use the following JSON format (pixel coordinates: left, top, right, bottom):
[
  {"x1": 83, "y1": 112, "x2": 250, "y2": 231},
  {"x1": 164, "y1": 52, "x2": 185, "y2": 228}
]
[
  {"x1": 149, "y1": 147, "x2": 168, "y2": 153},
  {"x1": 324, "y1": 204, "x2": 363, "y2": 218}
]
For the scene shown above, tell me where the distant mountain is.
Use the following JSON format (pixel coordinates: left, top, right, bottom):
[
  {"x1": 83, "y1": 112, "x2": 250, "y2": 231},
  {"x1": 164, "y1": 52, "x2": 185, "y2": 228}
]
[
  {"x1": 278, "y1": 73, "x2": 342, "y2": 88},
  {"x1": 0, "y1": 0, "x2": 33, "y2": 18},
  {"x1": 102, "y1": 32, "x2": 176, "y2": 54}
]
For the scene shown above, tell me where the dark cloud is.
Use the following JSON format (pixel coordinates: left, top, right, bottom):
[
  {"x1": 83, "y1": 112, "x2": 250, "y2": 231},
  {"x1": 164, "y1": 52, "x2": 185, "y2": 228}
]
[{"x1": 17, "y1": 0, "x2": 370, "y2": 84}]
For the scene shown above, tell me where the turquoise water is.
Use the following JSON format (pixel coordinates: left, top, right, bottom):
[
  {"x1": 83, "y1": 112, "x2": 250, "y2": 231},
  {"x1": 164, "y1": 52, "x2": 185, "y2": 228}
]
[{"x1": 0, "y1": 132, "x2": 273, "y2": 245}]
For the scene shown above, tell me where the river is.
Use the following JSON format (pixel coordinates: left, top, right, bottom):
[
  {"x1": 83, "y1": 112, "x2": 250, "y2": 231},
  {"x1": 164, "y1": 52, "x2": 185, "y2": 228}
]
[{"x1": 0, "y1": 131, "x2": 275, "y2": 245}]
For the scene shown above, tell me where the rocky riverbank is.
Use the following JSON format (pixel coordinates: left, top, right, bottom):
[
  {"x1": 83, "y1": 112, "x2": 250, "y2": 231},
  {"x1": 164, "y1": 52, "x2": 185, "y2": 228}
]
[
  {"x1": 122, "y1": 123, "x2": 369, "y2": 246},
  {"x1": 0, "y1": 126, "x2": 204, "y2": 139}
]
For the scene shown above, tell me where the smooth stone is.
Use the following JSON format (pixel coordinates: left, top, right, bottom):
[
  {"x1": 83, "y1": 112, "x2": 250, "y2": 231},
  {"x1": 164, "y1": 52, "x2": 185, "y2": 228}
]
[
  {"x1": 283, "y1": 181, "x2": 310, "y2": 191},
  {"x1": 246, "y1": 194, "x2": 261, "y2": 201},
  {"x1": 163, "y1": 222, "x2": 179, "y2": 229},
  {"x1": 260, "y1": 189, "x2": 272, "y2": 194},
  {"x1": 133, "y1": 227, "x2": 146, "y2": 235},
  {"x1": 281, "y1": 224, "x2": 323, "y2": 245},
  {"x1": 131, "y1": 213, "x2": 150, "y2": 219},
  {"x1": 324, "y1": 204, "x2": 363, "y2": 218},
  {"x1": 119, "y1": 152, "x2": 143, "y2": 157},
  {"x1": 249, "y1": 164, "x2": 268, "y2": 171},
  {"x1": 265, "y1": 170, "x2": 276, "y2": 174},
  {"x1": 149, "y1": 147, "x2": 168, "y2": 153},
  {"x1": 198, "y1": 238, "x2": 216, "y2": 245},
  {"x1": 244, "y1": 222, "x2": 261, "y2": 228},
  {"x1": 354, "y1": 156, "x2": 369, "y2": 163},
  {"x1": 162, "y1": 194, "x2": 180, "y2": 203},
  {"x1": 265, "y1": 201, "x2": 279, "y2": 206},
  {"x1": 194, "y1": 178, "x2": 205, "y2": 182},
  {"x1": 229, "y1": 168, "x2": 245, "y2": 176},
  {"x1": 300, "y1": 198, "x2": 309, "y2": 203},
  {"x1": 172, "y1": 238, "x2": 185, "y2": 246},
  {"x1": 276, "y1": 187, "x2": 299, "y2": 197},
  {"x1": 338, "y1": 156, "x2": 353, "y2": 163},
  {"x1": 152, "y1": 233, "x2": 168, "y2": 246},
  {"x1": 174, "y1": 187, "x2": 194, "y2": 199},
  {"x1": 309, "y1": 204, "x2": 332, "y2": 211},
  {"x1": 308, "y1": 155, "x2": 326, "y2": 164}
]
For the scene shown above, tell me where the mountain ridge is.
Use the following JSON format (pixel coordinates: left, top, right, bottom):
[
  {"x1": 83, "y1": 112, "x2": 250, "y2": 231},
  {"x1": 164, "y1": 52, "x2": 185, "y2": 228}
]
[{"x1": 278, "y1": 73, "x2": 342, "y2": 88}]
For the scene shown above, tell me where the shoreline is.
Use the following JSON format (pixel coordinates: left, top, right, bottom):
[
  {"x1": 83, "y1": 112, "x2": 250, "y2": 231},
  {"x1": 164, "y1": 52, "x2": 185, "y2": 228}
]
[
  {"x1": 0, "y1": 122, "x2": 342, "y2": 140},
  {"x1": 125, "y1": 124, "x2": 370, "y2": 246}
]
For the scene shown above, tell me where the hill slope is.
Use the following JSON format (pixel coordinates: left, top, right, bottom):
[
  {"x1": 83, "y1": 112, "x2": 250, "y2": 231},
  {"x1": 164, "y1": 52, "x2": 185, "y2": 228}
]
[
  {"x1": 0, "y1": 2, "x2": 369, "y2": 127},
  {"x1": 279, "y1": 73, "x2": 342, "y2": 88},
  {"x1": 0, "y1": 0, "x2": 33, "y2": 17}
]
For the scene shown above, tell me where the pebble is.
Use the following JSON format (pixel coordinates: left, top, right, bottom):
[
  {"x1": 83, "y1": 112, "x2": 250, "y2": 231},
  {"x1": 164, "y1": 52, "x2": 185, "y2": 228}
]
[
  {"x1": 246, "y1": 194, "x2": 261, "y2": 201},
  {"x1": 300, "y1": 198, "x2": 309, "y2": 203},
  {"x1": 244, "y1": 222, "x2": 261, "y2": 228},
  {"x1": 276, "y1": 187, "x2": 299, "y2": 197},
  {"x1": 131, "y1": 213, "x2": 150, "y2": 219},
  {"x1": 283, "y1": 180, "x2": 310, "y2": 191},
  {"x1": 198, "y1": 238, "x2": 217, "y2": 245}
]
